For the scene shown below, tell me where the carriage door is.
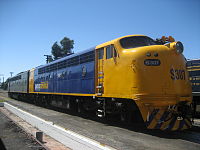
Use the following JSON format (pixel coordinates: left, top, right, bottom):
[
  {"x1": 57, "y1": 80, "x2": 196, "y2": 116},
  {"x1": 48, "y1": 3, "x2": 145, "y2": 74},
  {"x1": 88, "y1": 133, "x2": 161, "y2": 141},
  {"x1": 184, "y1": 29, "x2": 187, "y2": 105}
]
[{"x1": 96, "y1": 48, "x2": 104, "y2": 96}]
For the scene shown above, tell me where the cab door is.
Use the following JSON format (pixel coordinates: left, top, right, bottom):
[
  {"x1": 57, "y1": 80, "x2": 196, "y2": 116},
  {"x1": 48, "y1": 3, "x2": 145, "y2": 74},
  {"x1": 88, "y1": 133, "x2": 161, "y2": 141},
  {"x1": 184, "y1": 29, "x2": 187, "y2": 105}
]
[
  {"x1": 96, "y1": 48, "x2": 104, "y2": 96},
  {"x1": 102, "y1": 45, "x2": 118, "y2": 96}
]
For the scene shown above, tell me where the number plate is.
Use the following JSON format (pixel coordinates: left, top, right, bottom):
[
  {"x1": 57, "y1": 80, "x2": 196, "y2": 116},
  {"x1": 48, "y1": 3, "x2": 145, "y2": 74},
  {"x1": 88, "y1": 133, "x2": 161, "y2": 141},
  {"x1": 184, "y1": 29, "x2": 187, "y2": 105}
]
[{"x1": 144, "y1": 59, "x2": 161, "y2": 66}]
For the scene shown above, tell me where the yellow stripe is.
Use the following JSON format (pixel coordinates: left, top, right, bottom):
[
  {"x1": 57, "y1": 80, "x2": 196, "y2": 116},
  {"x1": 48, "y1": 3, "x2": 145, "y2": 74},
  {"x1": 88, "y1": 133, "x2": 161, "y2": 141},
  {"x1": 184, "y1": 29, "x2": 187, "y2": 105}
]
[
  {"x1": 181, "y1": 124, "x2": 188, "y2": 130},
  {"x1": 29, "y1": 92, "x2": 135, "y2": 99},
  {"x1": 148, "y1": 109, "x2": 165, "y2": 129},
  {"x1": 29, "y1": 92, "x2": 95, "y2": 97},
  {"x1": 188, "y1": 68, "x2": 200, "y2": 71},
  {"x1": 160, "y1": 118, "x2": 172, "y2": 130},
  {"x1": 185, "y1": 118, "x2": 192, "y2": 128},
  {"x1": 147, "y1": 118, "x2": 157, "y2": 129},
  {"x1": 187, "y1": 65, "x2": 200, "y2": 69},
  {"x1": 9, "y1": 91, "x2": 28, "y2": 93},
  {"x1": 171, "y1": 120, "x2": 180, "y2": 131}
]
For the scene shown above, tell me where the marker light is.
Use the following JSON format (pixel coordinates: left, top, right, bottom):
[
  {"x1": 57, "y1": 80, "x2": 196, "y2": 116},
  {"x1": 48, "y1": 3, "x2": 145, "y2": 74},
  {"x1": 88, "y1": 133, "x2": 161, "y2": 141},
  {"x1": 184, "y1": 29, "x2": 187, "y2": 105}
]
[
  {"x1": 175, "y1": 41, "x2": 184, "y2": 54},
  {"x1": 154, "y1": 53, "x2": 158, "y2": 57},
  {"x1": 168, "y1": 36, "x2": 175, "y2": 42},
  {"x1": 146, "y1": 52, "x2": 151, "y2": 57}
]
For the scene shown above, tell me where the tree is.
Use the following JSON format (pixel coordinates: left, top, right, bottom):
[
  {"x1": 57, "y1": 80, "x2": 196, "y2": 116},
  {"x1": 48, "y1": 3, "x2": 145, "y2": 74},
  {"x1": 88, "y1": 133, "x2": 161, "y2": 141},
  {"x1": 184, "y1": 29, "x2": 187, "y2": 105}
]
[
  {"x1": 60, "y1": 37, "x2": 74, "y2": 56},
  {"x1": 0, "y1": 79, "x2": 8, "y2": 90},
  {"x1": 51, "y1": 42, "x2": 62, "y2": 59},
  {"x1": 51, "y1": 37, "x2": 74, "y2": 60}
]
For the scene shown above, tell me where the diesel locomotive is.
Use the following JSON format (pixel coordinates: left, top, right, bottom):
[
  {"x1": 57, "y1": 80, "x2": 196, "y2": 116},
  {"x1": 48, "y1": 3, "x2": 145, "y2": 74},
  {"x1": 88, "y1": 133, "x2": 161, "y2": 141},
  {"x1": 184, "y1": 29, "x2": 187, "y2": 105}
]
[
  {"x1": 187, "y1": 59, "x2": 200, "y2": 116},
  {"x1": 8, "y1": 35, "x2": 193, "y2": 131}
]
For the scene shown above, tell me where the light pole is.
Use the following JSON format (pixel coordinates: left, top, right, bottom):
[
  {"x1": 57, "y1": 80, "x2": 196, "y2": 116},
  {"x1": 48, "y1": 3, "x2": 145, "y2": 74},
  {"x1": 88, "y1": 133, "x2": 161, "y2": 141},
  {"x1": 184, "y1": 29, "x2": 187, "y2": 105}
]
[
  {"x1": 44, "y1": 55, "x2": 53, "y2": 64},
  {"x1": 0, "y1": 74, "x2": 4, "y2": 83},
  {"x1": 10, "y1": 72, "x2": 14, "y2": 77}
]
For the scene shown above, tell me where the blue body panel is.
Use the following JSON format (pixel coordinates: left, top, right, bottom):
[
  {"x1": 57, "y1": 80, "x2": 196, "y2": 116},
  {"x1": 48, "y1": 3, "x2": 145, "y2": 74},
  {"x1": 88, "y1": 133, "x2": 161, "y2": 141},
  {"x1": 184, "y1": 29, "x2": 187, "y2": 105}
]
[{"x1": 34, "y1": 47, "x2": 95, "y2": 94}]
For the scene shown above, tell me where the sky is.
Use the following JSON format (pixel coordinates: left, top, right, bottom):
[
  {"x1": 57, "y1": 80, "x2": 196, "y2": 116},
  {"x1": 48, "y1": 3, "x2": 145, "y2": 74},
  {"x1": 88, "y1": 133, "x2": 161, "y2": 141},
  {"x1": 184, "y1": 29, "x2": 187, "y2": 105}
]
[{"x1": 0, "y1": 0, "x2": 200, "y2": 80}]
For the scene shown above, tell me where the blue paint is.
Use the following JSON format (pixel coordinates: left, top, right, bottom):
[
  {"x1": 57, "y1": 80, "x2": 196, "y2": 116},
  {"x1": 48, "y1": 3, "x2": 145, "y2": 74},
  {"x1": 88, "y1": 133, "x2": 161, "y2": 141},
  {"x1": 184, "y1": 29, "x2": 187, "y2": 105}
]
[
  {"x1": 145, "y1": 109, "x2": 159, "y2": 127},
  {"x1": 154, "y1": 111, "x2": 170, "y2": 129},
  {"x1": 34, "y1": 47, "x2": 95, "y2": 94}
]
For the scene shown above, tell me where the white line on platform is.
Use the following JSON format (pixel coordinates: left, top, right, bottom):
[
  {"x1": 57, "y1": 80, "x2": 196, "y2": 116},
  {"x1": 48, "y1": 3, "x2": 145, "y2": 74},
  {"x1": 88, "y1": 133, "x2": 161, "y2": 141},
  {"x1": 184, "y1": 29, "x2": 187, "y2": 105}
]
[{"x1": 4, "y1": 102, "x2": 116, "y2": 150}]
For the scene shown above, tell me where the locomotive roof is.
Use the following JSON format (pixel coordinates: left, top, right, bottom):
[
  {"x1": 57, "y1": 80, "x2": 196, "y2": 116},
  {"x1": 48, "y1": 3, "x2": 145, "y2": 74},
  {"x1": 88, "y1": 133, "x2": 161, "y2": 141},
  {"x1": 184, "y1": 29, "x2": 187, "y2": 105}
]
[
  {"x1": 36, "y1": 35, "x2": 146, "y2": 69},
  {"x1": 96, "y1": 34, "x2": 146, "y2": 49},
  {"x1": 36, "y1": 46, "x2": 95, "y2": 69},
  {"x1": 187, "y1": 59, "x2": 200, "y2": 62}
]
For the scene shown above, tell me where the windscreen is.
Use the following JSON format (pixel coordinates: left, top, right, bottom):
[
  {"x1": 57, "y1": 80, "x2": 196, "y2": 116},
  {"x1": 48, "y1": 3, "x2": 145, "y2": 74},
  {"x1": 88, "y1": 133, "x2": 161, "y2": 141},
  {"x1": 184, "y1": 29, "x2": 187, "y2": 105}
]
[{"x1": 120, "y1": 36, "x2": 157, "y2": 49}]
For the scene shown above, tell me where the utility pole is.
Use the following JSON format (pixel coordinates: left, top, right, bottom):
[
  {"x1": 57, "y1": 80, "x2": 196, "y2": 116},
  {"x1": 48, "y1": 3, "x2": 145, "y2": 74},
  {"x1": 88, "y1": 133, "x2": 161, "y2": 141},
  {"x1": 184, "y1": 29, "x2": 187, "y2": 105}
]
[
  {"x1": 0, "y1": 74, "x2": 4, "y2": 83},
  {"x1": 44, "y1": 55, "x2": 53, "y2": 64},
  {"x1": 10, "y1": 72, "x2": 14, "y2": 77},
  {"x1": 0, "y1": 74, "x2": 4, "y2": 87}
]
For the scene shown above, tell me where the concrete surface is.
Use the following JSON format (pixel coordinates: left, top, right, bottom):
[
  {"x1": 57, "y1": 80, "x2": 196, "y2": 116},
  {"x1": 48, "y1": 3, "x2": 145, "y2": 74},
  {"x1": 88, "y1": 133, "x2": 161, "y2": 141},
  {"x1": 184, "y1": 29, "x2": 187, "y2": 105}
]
[
  {"x1": 0, "y1": 106, "x2": 70, "y2": 150},
  {"x1": 0, "y1": 111, "x2": 44, "y2": 150},
  {"x1": 0, "y1": 90, "x2": 200, "y2": 150},
  {"x1": 4, "y1": 102, "x2": 114, "y2": 150},
  {"x1": 5, "y1": 99, "x2": 200, "y2": 150}
]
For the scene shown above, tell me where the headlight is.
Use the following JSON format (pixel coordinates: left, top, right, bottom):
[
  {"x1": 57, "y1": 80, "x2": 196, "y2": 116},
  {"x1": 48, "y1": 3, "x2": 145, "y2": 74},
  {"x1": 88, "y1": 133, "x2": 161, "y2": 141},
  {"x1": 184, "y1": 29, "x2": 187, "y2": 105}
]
[
  {"x1": 146, "y1": 52, "x2": 151, "y2": 57},
  {"x1": 175, "y1": 41, "x2": 184, "y2": 54}
]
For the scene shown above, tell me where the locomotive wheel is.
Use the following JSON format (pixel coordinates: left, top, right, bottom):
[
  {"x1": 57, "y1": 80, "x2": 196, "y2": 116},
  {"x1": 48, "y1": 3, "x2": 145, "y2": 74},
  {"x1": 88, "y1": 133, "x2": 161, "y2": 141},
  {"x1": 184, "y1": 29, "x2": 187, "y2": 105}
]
[
  {"x1": 77, "y1": 101, "x2": 83, "y2": 114},
  {"x1": 120, "y1": 105, "x2": 128, "y2": 123},
  {"x1": 66, "y1": 99, "x2": 76, "y2": 113},
  {"x1": 43, "y1": 99, "x2": 49, "y2": 108},
  {"x1": 120, "y1": 110, "x2": 128, "y2": 122},
  {"x1": 120, "y1": 104, "x2": 132, "y2": 123}
]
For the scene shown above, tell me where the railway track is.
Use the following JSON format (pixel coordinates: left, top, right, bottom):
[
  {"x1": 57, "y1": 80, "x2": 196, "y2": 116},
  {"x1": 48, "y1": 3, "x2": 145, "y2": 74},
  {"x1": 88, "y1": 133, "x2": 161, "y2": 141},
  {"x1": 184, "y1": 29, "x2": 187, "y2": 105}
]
[{"x1": 0, "y1": 90, "x2": 200, "y2": 150}]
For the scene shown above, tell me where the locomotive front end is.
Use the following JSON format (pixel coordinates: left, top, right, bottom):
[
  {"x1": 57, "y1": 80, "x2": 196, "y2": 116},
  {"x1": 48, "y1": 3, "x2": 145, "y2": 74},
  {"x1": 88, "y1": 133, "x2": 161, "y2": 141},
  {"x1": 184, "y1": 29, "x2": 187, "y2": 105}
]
[{"x1": 119, "y1": 36, "x2": 193, "y2": 130}]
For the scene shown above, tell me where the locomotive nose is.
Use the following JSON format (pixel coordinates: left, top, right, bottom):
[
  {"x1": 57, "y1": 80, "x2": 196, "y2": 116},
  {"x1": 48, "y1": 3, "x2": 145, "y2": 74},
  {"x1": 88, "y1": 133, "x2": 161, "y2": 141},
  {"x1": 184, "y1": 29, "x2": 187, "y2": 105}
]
[
  {"x1": 131, "y1": 44, "x2": 192, "y2": 130},
  {"x1": 133, "y1": 44, "x2": 191, "y2": 102}
]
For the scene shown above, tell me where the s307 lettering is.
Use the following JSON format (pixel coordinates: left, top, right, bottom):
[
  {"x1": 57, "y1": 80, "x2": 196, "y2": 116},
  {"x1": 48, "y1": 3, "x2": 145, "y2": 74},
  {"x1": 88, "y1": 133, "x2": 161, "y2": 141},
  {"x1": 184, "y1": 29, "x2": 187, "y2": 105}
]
[{"x1": 170, "y1": 69, "x2": 185, "y2": 80}]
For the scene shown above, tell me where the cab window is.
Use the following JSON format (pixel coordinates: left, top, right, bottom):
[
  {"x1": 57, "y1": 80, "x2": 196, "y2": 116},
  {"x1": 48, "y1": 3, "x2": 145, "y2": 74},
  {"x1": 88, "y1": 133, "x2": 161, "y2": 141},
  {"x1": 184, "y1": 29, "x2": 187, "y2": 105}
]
[
  {"x1": 106, "y1": 45, "x2": 118, "y2": 59},
  {"x1": 98, "y1": 48, "x2": 104, "y2": 59},
  {"x1": 106, "y1": 46, "x2": 113, "y2": 59},
  {"x1": 120, "y1": 36, "x2": 156, "y2": 49}
]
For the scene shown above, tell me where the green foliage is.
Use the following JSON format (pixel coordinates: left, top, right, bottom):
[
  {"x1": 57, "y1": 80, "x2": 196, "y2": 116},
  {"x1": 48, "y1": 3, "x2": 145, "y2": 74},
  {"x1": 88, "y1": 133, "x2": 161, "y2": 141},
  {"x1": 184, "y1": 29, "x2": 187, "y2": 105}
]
[
  {"x1": 51, "y1": 37, "x2": 74, "y2": 60},
  {"x1": 51, "y1": 42, "x2": 62, "y2": 60},
  {"x1": 48, "y1": 56, "x2": 53, "y2": 63},
  {"x1": 60, "y1": 37, "x2": 74, "y2": 55},
  {"x1": 0, "y1": 79, "x2": 8, "y2": 90},
  {"x1": 0, "y1": 99, "x2": 5, "y2": 102}
]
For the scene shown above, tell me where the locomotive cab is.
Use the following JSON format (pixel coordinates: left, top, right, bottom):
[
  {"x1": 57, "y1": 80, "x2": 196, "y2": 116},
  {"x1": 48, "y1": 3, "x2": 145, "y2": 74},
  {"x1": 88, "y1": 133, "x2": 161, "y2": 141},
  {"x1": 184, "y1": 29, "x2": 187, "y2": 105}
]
[{"x1": 95, "y1": 35, "x2": 193, "y2": 130}]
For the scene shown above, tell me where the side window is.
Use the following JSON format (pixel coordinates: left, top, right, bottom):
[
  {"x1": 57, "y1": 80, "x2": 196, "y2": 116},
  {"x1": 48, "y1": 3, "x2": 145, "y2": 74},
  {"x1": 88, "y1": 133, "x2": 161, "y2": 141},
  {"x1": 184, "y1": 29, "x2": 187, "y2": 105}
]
[
  {"x1": 106, "y1": 45, "x2": 118, "y2": 59},
  {"x1": 106, "y1": 45, "x2": 113, "y2": 59},
  {"x1": 98, "y1": 48, "x2": 104, "y2": 59}
]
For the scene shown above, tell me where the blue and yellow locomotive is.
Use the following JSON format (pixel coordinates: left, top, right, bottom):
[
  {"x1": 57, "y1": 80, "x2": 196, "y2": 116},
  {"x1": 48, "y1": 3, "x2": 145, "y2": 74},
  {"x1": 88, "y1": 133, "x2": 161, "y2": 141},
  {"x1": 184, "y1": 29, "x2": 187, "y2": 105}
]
[
  {"x1": 187, "y1": 59, "x2": 200, "y2": 116},
  {"x1": 8, "y1": 35, "x2": 193, "y2": 130}
]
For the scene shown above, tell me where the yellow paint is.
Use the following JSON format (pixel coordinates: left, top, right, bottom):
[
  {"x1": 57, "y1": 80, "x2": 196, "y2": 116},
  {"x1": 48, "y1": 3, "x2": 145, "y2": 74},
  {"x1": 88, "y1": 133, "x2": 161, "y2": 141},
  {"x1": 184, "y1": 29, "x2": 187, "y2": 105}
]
[
  {"x1": 29, "y1": 68, "x2": 35, "y2": 93},
  {"x1": 40, "y1": 82, "x2": 48, "y2": 89},
  {"x1": 171, "y1": 120, "x2": 180, "y2": 131},
  {"x1": 160, "y1": 119, "x2": 171, "y2": 130},
  {"x1": 148, "y1": 109, "x2": 165, "y2": 129},
  {"x1": 182, "y1": 124, "x2": 188, "y2": 130},
  {"x1": 96, "y1": 47, "x2": 104, "y2": 95},
  {"x1": 9, "y1": 91, "x2": 28, "y2": 93},
  {"x1": 185, "y1": 118, "x2": 192, "y2": 127},
  {"x1": 30, "y1": 92, "x2": 94, "y2": 97},
  {"x1": 187, "y1": 68, "x2": 200, "y2": 71},
  {"x1": 95, "y1": 35, "x2": 192, "y2": 130}
]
